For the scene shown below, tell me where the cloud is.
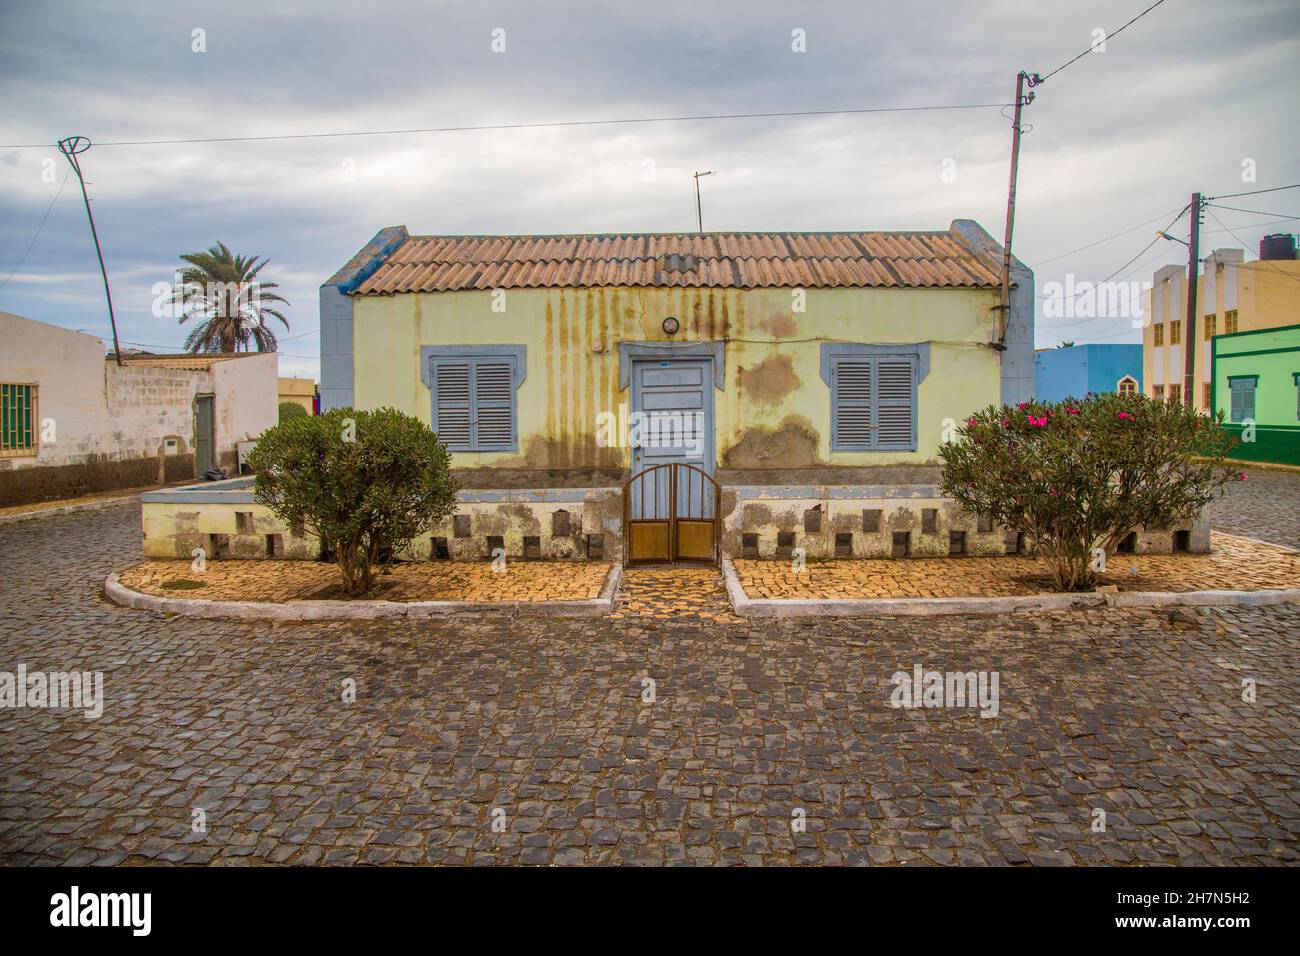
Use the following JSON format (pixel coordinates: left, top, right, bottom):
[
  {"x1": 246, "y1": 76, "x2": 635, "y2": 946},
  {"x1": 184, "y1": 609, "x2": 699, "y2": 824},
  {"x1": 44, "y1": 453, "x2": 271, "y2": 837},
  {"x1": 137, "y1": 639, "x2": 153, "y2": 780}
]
[{"x1": 1, "y1": 0, "x2": 1297, "y2": 365}]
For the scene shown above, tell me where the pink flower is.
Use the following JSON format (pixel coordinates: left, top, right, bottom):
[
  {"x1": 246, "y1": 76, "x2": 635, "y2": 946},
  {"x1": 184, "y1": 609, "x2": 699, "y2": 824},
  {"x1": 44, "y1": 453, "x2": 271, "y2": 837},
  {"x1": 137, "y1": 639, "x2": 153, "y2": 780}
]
[
  {"x1": 1001, "y1": 418, "x2": 1011, "y2": 427},
  {"x1": 1238, "y1": 472, "x2": 1248, "y2": 481},
  {"x1": 1017, "y1": 402, "x2": 1029, "y2": 410},
  {"x1": 1117, "y1": 411, "x2": 1133, "y2": 420},
  {"x1": 966, "y1": 417, "x2": 978, "y2": 428},
  {"x1": 1027, "y1": 415, "x2": 1048, "y2": 427},
  {"x1": 1049, "y1": 488, "x2": 1058, "y2": 496},
  {"x1": 1066, "y1": 406, "x2": 1080, "y2": 415}
]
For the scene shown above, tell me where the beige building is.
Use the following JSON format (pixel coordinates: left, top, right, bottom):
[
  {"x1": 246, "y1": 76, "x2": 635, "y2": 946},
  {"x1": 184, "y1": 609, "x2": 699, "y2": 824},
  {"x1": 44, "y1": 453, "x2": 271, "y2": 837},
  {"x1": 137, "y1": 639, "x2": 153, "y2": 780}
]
[
  {"x1": 1143, "y1": 240, "x2": 1300, "y2": 410},
  {"x1": 278, "y1": 376, "x2": 316, "y2": 415},
  {"x1": 0, "y1": 311, "x2": 278, "y2": 507}
]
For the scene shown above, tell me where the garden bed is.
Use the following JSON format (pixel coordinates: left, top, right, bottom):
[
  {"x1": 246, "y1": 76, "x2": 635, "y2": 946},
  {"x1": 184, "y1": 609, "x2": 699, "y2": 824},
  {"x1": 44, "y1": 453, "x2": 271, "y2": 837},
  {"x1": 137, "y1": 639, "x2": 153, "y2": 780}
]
[
  {"x1": 724, "y1": 532, "x2": 1300, "y2": 616},
  {"x1": 106, "y1": 559, "x2": 619, "y2": 620}
]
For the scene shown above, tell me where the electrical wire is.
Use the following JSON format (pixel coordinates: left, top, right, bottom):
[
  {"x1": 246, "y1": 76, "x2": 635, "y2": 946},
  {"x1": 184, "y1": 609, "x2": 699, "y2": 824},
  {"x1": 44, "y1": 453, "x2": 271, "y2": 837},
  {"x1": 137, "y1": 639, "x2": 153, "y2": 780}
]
[
  {"x1": 1035, "y1": 0, "x2": 1169, "y2": 83},
  {"x1": 1029, "y1": 207, "x2": 1184, "y2": 267},
  {"x1": 0, "y1": 101, "x2": 1013, "y2": 150},
  {"x1": 1205, "y1": 203, "x2": 1299, "y2": 220},
  {"x1": 1035, "y1": 204, "x2": 1189, "y2": 305},
  {"x1": 1204, "y1": 208, "x2": 1300, "y2": 288},
  {"x1": 0, "y1": 168, "x2": 72, "y2": 296},
  {"x1": 1207, "y1": 183, "x2": 1300, "y2": 201}
]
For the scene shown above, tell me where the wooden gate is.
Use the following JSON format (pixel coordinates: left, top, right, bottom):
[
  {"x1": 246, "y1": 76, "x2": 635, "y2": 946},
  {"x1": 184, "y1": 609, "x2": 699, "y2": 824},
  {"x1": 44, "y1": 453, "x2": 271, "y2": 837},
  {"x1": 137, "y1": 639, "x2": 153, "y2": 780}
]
[{"x1": 624, "y1": 463, "x2": 720, "y2": 565}]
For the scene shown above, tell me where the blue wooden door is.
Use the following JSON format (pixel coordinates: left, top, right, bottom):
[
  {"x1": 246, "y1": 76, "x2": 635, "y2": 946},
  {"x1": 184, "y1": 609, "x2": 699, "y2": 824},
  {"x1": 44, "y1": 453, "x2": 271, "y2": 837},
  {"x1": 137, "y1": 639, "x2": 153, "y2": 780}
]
[{"x1": 629, "y1": 360, "x2": 713, "y2": 521}]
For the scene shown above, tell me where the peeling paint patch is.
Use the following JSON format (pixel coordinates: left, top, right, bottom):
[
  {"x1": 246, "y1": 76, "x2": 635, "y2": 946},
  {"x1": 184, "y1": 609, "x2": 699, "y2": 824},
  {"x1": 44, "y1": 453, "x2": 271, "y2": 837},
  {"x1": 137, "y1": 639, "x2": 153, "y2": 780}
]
[
  {"x1": 738, "y1": 353, "x2": 800, "y2": 406},
  {"x1": 721, "y1": 415, "x2": 820, "y2": 469}
]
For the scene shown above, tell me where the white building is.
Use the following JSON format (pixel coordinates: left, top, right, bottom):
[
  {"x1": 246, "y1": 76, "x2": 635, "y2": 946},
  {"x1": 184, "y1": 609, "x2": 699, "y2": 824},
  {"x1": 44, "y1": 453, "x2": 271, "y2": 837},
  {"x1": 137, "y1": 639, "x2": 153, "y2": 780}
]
[{"x1": 0, "y1": 310, "x2": 278, "y2": 507}]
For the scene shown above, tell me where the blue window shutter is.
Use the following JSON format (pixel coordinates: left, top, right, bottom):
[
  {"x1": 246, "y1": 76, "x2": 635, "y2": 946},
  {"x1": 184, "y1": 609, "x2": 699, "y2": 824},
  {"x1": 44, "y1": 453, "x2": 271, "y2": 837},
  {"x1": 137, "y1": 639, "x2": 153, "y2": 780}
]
[
  {"x1": 874, "y1": 359, "x2": 916, "y2": 450},
  {"x1": 832, "y1": 359, "x2": 873, "y2": 450},
  {"x1": 430, "y1": 354, "x2": 519, "y2": 451},
  {"x1": 432, "y1": 361, "x2": 472, "y2": 450},
  {"x1": 831, "y1": 355, "x2": 918, "y2": 452},
  {"x1": 473, "y1": 358, "x2": 516, "y2": 450}
]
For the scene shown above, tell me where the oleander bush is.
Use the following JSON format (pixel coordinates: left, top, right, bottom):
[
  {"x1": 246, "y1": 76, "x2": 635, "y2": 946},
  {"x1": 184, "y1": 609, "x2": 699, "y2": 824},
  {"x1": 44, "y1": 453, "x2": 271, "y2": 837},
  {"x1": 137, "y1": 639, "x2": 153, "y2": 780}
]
[
  {"x1": 248, "y1": 407, "x2": 458, "y2": 595},
  {"x1": 939, "y1": 392, "x2": 1241, "y2": 591}
]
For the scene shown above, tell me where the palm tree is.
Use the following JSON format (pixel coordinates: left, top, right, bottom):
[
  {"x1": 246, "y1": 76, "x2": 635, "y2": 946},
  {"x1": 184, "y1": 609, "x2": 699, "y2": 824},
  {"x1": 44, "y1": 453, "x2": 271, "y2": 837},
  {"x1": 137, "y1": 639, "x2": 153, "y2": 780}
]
[{"x1": 174, "y1": 243, "x2": 290, "y2": 353}]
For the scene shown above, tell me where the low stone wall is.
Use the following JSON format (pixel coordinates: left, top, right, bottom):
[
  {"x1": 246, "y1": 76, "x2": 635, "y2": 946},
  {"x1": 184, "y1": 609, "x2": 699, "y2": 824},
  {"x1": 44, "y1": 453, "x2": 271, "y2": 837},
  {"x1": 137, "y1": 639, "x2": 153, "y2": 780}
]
[
  {"x1": 720, "y1": 483, "x2": 1211, "y2": 559},
  {"x1": 141, "y1": 479, "x2": 623, "y2": 562},
  {"x1": 1, "y1": 452, "x2": 195, "y2": 508},
  {"x1": 141, "y1": 477, "x2": 1211, "y2": 563}
]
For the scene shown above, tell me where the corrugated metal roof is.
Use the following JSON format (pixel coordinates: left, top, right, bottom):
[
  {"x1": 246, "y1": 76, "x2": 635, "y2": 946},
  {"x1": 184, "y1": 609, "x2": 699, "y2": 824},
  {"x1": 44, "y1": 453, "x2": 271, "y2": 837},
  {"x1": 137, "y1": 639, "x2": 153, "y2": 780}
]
[{"x1": 352, "y1": 229, "x2": 1002, "y2": 295}]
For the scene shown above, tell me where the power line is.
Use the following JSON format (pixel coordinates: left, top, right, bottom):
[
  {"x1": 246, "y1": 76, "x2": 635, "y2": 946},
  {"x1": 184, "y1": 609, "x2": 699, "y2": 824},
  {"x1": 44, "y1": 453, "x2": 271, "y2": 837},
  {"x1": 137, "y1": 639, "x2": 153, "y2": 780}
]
[
  {"x1": 0, "y1": 168, "x2": 72, "y2": 296},
  {"x1": 1029, "y1": 206, "x2": 1183, "y2": 267},
  {"x1": 1037, "y1": 240, "x2": 1180, "y2": 330},
  {"x1": 1203, "y1": 215, "x2": 1298, "y2": 232},
  {"x1": 1204, "y1": 208, "x2": 1300, "y2": 289},
  {"x1": 1036, "y1": 0, "x2": 1169, "y2": 83},
  {"x1": 1036, "y1": 204, "x2": 1189, "y2": 303},
  {"x1": 0, "y1": 101, "x2": 1013, "y2": 150},
  {"x1": 1205, "y1": 202, "x2": 1299, "y2": 220},
  {"x1": 1207, "y1": 183, "x2": 1300, "y2": 201},
  {"x1": 1037, "y1": 205, "x2": 1300, "y2": 331}
]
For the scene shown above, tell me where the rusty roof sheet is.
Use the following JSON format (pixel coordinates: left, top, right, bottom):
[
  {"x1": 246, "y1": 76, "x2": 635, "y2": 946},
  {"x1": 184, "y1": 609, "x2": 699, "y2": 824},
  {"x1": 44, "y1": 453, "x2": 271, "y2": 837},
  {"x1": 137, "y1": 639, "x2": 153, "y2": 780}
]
[{"x1": 352, "y1": 229, "x2": 1001, "y2": 295}]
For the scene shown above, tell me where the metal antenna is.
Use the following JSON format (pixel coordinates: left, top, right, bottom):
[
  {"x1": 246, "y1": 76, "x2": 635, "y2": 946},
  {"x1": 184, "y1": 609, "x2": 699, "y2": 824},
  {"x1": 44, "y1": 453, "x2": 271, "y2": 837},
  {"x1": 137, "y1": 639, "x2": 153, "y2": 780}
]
[
  {"x1": 693, "y1": 171, "x2": 714, "y2": 234},
  {"x1": 57, "y1": 136, "x2": 123, "y2": 365}
]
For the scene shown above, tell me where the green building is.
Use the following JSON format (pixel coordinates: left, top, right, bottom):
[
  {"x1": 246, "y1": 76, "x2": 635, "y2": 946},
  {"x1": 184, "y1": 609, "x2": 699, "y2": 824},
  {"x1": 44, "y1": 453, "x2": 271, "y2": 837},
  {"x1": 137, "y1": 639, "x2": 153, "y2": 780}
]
[{"x1": 1212, "y1": 322, "x2": 1300, "y2": 466}]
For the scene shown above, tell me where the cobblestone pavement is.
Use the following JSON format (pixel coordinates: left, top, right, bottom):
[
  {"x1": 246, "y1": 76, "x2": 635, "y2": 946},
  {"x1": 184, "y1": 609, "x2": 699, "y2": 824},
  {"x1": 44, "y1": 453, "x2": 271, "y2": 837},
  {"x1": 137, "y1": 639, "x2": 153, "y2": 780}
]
[
  {"x1": 735, "y1": 532, "x2": 1299, "y2": 600},
  {"x1": 119, "y1": 557, "x2": 610, "y2": 603},
  {"x1": 1208, "y1": 467, "x2": 1300, "y2": 551},
  {"x1": 611, "y1": 567, "x2": 741, "y2": 624},
  {"x1": 2, "y1": 477, "x2": 1299, "y2": 866}
]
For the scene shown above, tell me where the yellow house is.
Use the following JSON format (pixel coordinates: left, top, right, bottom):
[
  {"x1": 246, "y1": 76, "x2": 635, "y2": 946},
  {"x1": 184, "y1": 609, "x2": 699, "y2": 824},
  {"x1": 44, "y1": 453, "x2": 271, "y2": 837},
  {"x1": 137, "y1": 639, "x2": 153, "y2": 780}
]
[
  {"x1": 1143, "y1": 237, "x2": 1300, "y2": 410},
  {"x1": 277, "y1": 376, "x2": 316, "y2": 416},
  {"x1": 317, "y1": 223, "x2": 1035, "y2": 563}
]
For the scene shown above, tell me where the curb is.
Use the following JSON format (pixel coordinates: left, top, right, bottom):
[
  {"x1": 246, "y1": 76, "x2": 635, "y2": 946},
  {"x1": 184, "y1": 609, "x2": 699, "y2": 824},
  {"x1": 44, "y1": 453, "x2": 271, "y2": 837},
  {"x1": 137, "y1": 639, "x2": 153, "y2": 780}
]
[
  {"x1": 0, "y1": 494, "x2": 141, "y2": 526},
  {"x1": 720, "y1": 556, "x2": 1300, "y2": 618},
  {"x1": 104, "y1": 563, "x2": 623, "y2": 621}
]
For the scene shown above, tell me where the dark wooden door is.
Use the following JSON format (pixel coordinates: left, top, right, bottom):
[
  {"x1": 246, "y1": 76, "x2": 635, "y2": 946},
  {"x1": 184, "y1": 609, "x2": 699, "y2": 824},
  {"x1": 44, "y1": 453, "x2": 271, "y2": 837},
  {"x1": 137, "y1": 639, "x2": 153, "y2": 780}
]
[{"x1": 194, "y1": 395, "x2": 215, "y2": 475}]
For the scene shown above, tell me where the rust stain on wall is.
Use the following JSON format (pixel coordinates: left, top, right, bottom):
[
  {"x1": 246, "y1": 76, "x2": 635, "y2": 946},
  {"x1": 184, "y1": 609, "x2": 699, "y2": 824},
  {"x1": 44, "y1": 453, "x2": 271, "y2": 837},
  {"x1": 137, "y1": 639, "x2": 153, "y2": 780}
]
[
  {"x1": 738, "y1": 353, "x2": 800, "y2": 406},
  {"x1": 764, "y1": 311, "x2": 797, "y2": 338},
  {"x1": 494, "y1": 435, "x2": 624, "y2": 471},
  {"x1": 721, "y1": 415, "x2": 821, "y2": 469}
]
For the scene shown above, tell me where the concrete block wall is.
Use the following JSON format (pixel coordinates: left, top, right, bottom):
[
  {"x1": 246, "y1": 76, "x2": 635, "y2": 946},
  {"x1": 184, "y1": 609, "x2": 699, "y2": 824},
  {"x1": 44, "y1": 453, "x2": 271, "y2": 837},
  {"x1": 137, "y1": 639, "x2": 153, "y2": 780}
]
[
  {"x1": 141, "y1": 483, "x2": 623, "y2": 562},
  {"x1": 140, "y1": 479, "x2": 1210, "y2": 563},
  {"x1": 720, "y1": 485, "x2": 1211, "y2": 560},
  {"x1": 722, "y1": 487, "x2": 1006, "y2": 560}
]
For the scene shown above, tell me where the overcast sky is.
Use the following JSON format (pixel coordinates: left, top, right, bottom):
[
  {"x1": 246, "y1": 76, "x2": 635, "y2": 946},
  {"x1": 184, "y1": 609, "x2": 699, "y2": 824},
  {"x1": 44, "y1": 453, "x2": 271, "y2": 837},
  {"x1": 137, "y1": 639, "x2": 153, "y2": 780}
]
[{"x1": 2, "y1": 0, "x2": 1298, "y2": 379}]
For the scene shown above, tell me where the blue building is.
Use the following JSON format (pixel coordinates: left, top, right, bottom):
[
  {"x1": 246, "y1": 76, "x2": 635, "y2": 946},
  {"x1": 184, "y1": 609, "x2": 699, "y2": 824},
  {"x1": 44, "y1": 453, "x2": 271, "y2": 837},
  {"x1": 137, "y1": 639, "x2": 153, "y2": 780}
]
[{"x1": 1034, "y1": 344, "x2": 1143, "y2": 402}]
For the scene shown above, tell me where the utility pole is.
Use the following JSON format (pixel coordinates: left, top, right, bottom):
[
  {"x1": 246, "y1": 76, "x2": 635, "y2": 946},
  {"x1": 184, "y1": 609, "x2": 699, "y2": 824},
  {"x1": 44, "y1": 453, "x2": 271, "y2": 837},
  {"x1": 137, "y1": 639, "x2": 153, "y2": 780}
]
[
  {"x1": 996, "y1": 72, "x2": 1038, "y2": 348},
  {"x1": 693, "y1": 171, "x2": 713, "y2": 234},
  {"x1": 1181, "y1": 192, "x2": 1202, "y2": 408},
  {"x1": 58, "y1": 136, "x2": 123, "y2": 366}
]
